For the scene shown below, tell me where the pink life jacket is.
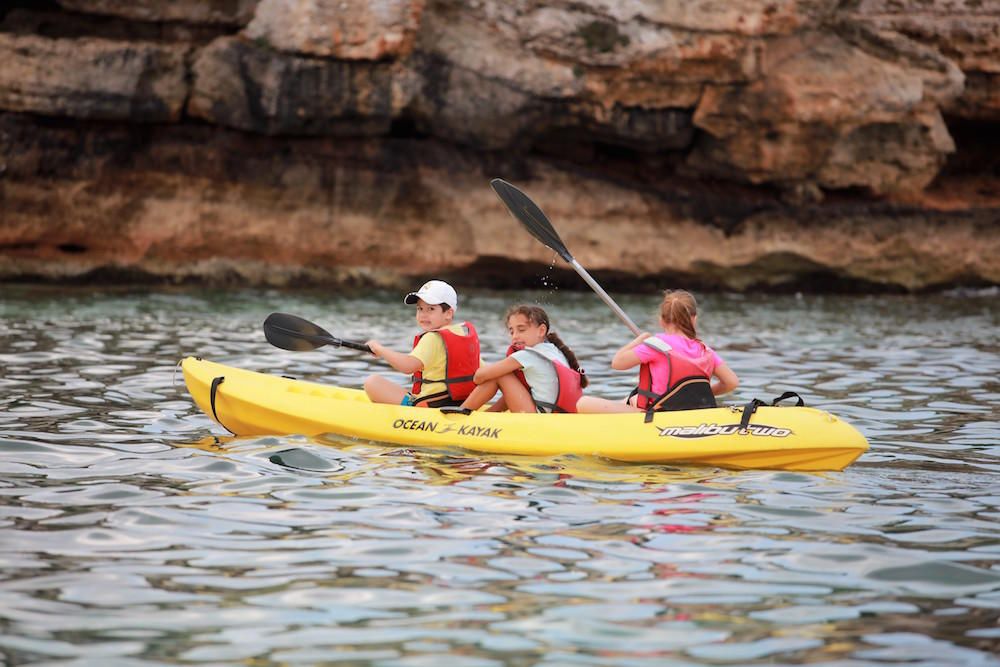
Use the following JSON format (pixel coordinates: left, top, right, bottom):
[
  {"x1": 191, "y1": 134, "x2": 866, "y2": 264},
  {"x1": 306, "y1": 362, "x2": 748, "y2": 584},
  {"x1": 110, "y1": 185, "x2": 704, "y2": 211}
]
[
  {"x1": 410, "y1": 322, "x2": 480, "y2": 407},
  {"x1": 507, "y1": 344, "x2": 583, "y2": 413},
  {"x1": 630, "y1": 345, "x2": 716, "y2": 422}
]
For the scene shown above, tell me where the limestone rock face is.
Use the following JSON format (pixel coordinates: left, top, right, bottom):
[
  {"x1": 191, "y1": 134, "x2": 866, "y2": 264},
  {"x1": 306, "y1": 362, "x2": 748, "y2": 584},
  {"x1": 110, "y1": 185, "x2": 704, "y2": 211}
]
[
  {"x1": 0, "y1": 33, "x2": 188, "y2": 121},
  {"x1": 0, "y1": 0, "x2": 998, "y2": 291},
  {"x1": 1, "y1": 0, "x2": 985, "y2": 192},
  {"x1": 847, "y1": 0, "x2": 1000, "y2": 120},
  {"x1": 410, "y1": 0, "x2": 749, "y2": 150},
  {"x1": 2, "y1": 115, "x2": 996, "y2": 291},
  {"x1": 412, "y1": 0, "x2": 968, "y2": 193},
  {"x1": 188, "y1": 36, "x2": 417, "y2": 135},
  {"x1": 690, "y1": 28, "x2": 964, "y2": 193},
  {"x1": 245, "y1": 0, "x2": 425, "y2": 60},
  {"x1": 56, "y1": 0, "x2": 260, "y2": 26}
]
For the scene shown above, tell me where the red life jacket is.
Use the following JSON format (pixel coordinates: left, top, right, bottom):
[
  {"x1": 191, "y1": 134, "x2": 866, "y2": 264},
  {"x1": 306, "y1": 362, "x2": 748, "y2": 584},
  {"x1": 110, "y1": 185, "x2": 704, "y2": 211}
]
[
  {"x1": 410, "y1": 322, "x2": 480, "y2": 407},
  {"x1": 630, "y1": 344, "x2": 716, "y2": 422},
  {"x1": 507, "y1": 344, "x2": 583, "y2": 413}
]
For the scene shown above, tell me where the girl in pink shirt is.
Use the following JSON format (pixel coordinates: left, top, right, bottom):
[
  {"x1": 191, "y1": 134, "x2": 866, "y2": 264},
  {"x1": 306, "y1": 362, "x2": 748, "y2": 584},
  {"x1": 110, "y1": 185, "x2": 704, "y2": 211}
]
[{"x1": 577, "y1": 289, "x2": 739, "y2": 414}]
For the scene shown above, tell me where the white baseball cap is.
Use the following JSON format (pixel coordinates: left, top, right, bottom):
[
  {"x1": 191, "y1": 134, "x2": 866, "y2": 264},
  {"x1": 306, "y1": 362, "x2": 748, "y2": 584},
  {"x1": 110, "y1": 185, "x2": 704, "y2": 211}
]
[{"x1": 403, "y1": 280, "x2": 458, "y2": 310}]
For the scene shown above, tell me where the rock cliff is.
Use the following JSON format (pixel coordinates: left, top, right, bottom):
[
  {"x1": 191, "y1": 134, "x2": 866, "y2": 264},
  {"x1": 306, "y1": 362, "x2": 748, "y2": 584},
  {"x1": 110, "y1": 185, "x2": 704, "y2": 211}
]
[{"x1": 1, "y1": 0, "x2": 997, "y2": 291}]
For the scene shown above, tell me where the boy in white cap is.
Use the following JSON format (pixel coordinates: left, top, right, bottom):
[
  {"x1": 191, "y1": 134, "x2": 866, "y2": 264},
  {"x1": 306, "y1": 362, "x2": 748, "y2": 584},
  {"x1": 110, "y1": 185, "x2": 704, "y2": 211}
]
[{"x1": 364, "y1": 280, "x2": 482, "y2": 408}]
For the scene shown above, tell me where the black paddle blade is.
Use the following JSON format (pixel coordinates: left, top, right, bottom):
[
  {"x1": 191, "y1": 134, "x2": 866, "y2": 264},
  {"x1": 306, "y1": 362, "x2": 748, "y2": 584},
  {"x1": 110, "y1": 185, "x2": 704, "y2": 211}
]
[
  {"x1": 264, "y1": 313, "x2": 372, "y2": 353},
  {"x1": 490, "y1": 178, "x2": 574, "y2": 263},
  {"x1": 263, "y1": 312, "x2": 339, "y2": 351}
]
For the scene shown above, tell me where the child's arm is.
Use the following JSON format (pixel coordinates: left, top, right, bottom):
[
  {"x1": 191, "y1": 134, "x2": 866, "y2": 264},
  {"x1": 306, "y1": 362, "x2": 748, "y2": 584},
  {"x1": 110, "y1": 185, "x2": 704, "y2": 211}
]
[
  {"x1": 473, "y1": 357, "x2": 522, "y2": 384},
  {"x1": 711, "y1": 362, "x2": 739, "y2": 396},
  {"x1": 611, "y1": 333, "x2": 652, "y2": 370},
  {"x1": 366, "y1": 341, "x2": 424, "y2": 375}
]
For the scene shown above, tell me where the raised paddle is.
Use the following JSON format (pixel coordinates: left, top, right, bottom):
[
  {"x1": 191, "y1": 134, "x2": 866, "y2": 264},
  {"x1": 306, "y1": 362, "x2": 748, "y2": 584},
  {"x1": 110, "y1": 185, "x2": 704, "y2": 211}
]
[
  {"x1": 490, "y1": 178, "x2": 648, "y2": 339},
  {"x1": 263, "y1": 312, "x2": 371, "y2": 353}
]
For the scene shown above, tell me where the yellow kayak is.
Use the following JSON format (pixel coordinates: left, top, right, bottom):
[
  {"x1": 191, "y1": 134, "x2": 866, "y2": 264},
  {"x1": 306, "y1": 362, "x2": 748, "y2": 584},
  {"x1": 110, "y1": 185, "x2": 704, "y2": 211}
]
[{"x1": 182, "y1": 357, "x2": 869, "y2": 471}]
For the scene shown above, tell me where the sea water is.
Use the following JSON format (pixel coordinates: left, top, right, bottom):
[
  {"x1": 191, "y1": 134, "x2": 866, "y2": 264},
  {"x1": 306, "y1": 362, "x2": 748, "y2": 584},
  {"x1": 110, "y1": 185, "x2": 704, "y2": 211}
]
[{"x1": 1, "y1": 286, "x2": 998, "y2": 665}]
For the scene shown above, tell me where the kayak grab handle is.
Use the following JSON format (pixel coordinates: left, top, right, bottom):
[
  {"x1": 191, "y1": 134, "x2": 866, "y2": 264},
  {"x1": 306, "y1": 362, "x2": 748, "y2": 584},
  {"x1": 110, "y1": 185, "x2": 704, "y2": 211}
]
[
  {"x1": 439, "y1": 406, "x2": 473, "y2": 415},
  {"x1": 209, "y1": 375, "x2": 235, "y2": 434}
]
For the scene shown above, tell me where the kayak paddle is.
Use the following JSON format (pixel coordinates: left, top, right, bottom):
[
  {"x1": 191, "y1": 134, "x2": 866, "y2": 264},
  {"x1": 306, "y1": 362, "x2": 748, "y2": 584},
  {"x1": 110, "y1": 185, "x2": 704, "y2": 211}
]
[
  {"x1": 263, "y1": 312, "x2": 372, "y2": 353},
  {"x1": 490, "y1": 178, "x2": 644, "y2": 337}
]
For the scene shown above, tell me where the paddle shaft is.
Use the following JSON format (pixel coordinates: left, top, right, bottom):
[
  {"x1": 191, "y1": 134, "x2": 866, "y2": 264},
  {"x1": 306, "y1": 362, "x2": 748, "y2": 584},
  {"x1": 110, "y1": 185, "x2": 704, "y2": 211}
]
[
  {"x1": 326, "y1": 337, "x2": 371, "y2": 353},
  {"x1": 490, "y1": 178, "x2": 651, "y2": 341},
  {"x1": 568, "y1": 258, "x2": 641, "y2": 336},
  {"x1": 275, "y1": 329, "x2": 371, "y2": 353}
]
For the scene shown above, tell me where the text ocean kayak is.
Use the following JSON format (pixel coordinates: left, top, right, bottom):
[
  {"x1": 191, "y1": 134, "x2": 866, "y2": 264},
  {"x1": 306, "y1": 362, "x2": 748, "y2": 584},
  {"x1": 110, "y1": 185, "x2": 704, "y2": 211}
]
[{"x1": 182, "y1": 357, "x2": 869, "y2": 471}]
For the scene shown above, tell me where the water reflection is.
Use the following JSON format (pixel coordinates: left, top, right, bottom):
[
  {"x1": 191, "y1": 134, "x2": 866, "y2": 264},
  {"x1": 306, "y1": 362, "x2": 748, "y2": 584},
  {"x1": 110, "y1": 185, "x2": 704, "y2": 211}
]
[{"x1": 0, "y1": 285, "x2": 998, "y2": 665}]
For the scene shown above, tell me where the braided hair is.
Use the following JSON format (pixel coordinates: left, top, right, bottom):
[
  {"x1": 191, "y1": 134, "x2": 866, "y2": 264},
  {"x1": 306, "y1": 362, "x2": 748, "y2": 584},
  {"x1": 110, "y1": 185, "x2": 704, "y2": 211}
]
[{"x1": 504, "y1": 304, "x2": 589, "y2": 388}]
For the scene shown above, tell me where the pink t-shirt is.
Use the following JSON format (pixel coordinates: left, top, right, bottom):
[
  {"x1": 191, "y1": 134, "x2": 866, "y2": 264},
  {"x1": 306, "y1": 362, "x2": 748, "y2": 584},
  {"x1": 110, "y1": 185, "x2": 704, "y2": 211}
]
[{"x1": 633, "y1": 333, "x2": 723, "y2": 395}]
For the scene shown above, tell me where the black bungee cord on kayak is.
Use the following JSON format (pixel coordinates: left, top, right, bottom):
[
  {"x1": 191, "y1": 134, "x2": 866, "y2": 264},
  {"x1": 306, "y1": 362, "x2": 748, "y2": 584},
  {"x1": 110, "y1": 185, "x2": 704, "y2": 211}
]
[{"x1": 738, "y1": 391, "x2": 806, "y2": 432}]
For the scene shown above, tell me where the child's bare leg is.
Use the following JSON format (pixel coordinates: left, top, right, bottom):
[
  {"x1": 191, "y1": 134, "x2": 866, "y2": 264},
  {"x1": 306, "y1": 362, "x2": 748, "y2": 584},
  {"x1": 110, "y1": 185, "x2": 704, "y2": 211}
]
[
  {"x1": 496, "y1": 374, "x2": 536, "y2": 413},
  {"x1": 576, "y1": 395, "x2": 639, "y2": 413},
  {"x1": 364, "y1": 375, "x2": 409, "y2": 404},
  {"x1": 461, "y1": 381, "x2": 498, "y2": 411}
]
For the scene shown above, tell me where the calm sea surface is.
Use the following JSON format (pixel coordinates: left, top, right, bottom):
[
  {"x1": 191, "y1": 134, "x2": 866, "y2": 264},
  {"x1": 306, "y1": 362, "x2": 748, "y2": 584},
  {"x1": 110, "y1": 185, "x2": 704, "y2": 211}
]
[{"x1": 1, "y1": 285, "x2": 998, "y2": 666}]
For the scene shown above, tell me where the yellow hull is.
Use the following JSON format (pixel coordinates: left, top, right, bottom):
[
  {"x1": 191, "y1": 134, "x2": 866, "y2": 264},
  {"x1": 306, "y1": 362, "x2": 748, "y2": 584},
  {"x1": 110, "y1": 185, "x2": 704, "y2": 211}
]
[{"x1": 182, "y1": 357, "x2": 869, "y2": 471}]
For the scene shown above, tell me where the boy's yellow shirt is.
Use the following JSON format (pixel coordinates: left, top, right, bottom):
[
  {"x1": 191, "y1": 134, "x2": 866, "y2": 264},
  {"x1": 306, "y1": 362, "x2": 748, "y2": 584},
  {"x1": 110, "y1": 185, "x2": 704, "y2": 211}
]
[{"x1": 409, "y1": 323, "x2": 474, "y2": 398}]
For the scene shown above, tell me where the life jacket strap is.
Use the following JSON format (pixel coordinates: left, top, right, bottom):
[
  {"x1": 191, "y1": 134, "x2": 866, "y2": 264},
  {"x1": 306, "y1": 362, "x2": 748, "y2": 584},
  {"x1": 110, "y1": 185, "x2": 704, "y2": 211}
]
[
  {"x1": 439, "y1": 406, "x2": 473, "y2": 415},
  {"x1": 643, "y1": 377, "x2": 715, "y2": 423},
  {"x1": 532, "y1": 399, "x2": 570, "y2": 414},
  {"x1": 420, "y1": 374, "x2": 476, "y2": 385},
  {"x1": 411, "y1": 390, "x2": 461, "y2": 408},
  {"x1": 627, "y1": 387, "x2": 658, "y2": 407}
]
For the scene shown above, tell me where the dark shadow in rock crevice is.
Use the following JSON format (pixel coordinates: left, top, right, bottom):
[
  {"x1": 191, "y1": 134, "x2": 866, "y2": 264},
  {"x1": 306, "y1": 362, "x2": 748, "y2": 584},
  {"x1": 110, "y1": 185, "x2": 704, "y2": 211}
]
[
  {"x1": 939, "y1": 117, "x2": 1000, "y2": 179},
  {"x1": 0, "y1": 4, "x2": 238, "y2": 43}
]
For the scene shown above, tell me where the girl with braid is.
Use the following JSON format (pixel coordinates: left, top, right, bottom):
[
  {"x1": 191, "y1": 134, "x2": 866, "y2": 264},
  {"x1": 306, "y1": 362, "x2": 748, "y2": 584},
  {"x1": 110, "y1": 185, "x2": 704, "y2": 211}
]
[{"x1": 461, "y1": 305, "x2": 588, "y2": 413}]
